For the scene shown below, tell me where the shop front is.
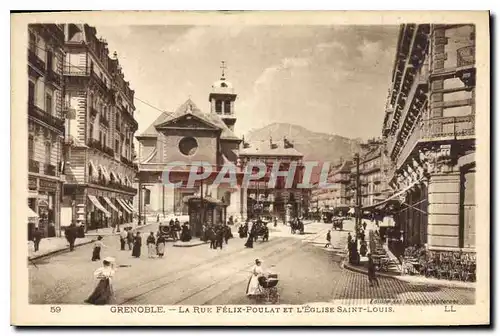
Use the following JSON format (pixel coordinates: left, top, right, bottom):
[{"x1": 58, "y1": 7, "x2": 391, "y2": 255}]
[
  {"x1": 27, "y1": 175, "x2": 61, "y2": 238},
  {"x1": 185, "y1": 195, "x2": 224, "y2": 237}
]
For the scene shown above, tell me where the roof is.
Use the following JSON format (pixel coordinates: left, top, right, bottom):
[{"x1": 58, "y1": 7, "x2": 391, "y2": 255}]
[
  {"x1": 137, "y1": 99, "x2": 241, "y2": 141},
  {"x1": 238, "y1": 143, "x2": 303, "y2": 157}
]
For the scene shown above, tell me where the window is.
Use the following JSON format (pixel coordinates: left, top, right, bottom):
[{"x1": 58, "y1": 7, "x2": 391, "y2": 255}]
[
  {"x1": 224, "y1": 101, "x2": 231, "y2": 115},
  {"x1": 28, "y1": 31, "x2": 36, "y2": 53},
  {"x1": 45, "y1": 93, "x2": 53, "y2": 114},
  {"x1": 44, "y1": 142, "x2": 52, "y2": 164},
  {"x1": 99, "y1": 131, "x2": 103, "y2": 145},
  {"x1": 28, "y1": 80, "x2": 35, "y2": 106},
  {"x1": 215, "y1": 100, "x2": 222, "y2": 113},
  {"x1": 47, "y1": 50, "x2": 53, "y2": 71},
  {"x1": 103, "y1": 134, "x2": 107, "y2": 147},
  {"x1": 89, "y1": 123, "x2": 94, "y2": 141},
  {"x1": 115, "y1": 139, "x2": 119, "y2": 153},
  {"x1": 28, "y1": 135, "x2": 34, "y2": 160}
]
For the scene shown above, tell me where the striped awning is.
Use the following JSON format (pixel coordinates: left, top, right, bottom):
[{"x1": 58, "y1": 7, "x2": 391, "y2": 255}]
[
  {"x1": 87, "y1": 195, "x2": 111, "y2": 218},
  {"x1": 99, "y1": 165, "x2": 110, "y2": 181},
  {"x1": 125, "y1": 200, "x2": 137, "y2": 213},
  {"x1": 89, "y1": 160, "x2": 99, "y2": 178},
  {"x1": 116, "y1": 198, "x2": 132, "y2": 214},
  {"x1": 103, "y1": 197, "x2": 122, "y2": 216}
]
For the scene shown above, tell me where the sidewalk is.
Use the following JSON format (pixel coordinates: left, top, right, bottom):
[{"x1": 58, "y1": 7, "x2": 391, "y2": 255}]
[
  {"x1": 29, "y1": 221, "x2": 155, "y2": 261},
  {"x1": 342, "y1": 219, "x2": 476, "y2": 289},
  {"x1": 84, "y1": 220, "x2": 154, "y2": 237}
]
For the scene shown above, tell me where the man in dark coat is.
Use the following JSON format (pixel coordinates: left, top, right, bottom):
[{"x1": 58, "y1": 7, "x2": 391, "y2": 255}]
[
  {"x1": 208, "y1": 226, "x2": 216, "y2": 249},
  {"x1": 367, "y1": 254, "x2": 379, "y2": 286},
  {"x1": 33, "y1": 227, "x2": 43, "y2": 252},
  {"x1": 126, "y1": 228, "x2": 134, "y2": 250},
  {"x1": 215, "y1": 225, "x2": 224, "y2": 249},
  {"x1": 65, "y1": 223, "x2": 77, "y2": 251}
]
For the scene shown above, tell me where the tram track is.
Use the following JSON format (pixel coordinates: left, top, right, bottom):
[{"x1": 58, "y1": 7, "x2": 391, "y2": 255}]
[
  {"x1": 121, "y1": 228, "x2": 328, "y2": 305},
  {"x1": 117, "y1": 236, "x2": 293, "y2": 304}
]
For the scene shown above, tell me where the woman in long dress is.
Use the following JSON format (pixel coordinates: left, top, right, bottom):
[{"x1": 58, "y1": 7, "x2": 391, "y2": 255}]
[
  {"x1": 91, "y1": 236, "x2": 105, "y2": 261},
  {"x1": 156, "y1": 234, "x2": 166, "y2": 258},
  {"x1": 246, "y1": 259, "x2": 264, "y2": 296},
  {"x1": 132, "y1": 232, "x2": 142, "y2": 258},
  {"x1": 147, "y1": 232, "x2": 156, "y2": 258},
  {"x1": 84, "y1": 257, "x2": 115, "y2": 305}
]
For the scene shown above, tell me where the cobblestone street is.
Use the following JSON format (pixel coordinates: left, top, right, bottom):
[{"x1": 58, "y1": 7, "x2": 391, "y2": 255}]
[{"x1": 29, "y1": 220, "x2": 475, "y2": 305}]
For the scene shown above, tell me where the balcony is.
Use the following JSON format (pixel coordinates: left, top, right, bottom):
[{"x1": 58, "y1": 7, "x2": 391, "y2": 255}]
[
  {"x1": 395, "y1": 114, "x2": 476, "y2": 169},
  {"x1": 120, "y1": 155, "x2": 135, "y2": 167},
  {"x1": 63, "y1": 65, "x2": 89, "y2": 76},
  {"x1": 100, "y1": 116, "x2": 109, "y2": 128},
  {"x1": 44, "y1": 163, "x2": 57, "y2": 176},
  {"x1": 103, "y1": 146, "x2": 114, "y2": 157},
  {"x1": 91, "y1": 179, "x2": 137, "y2": 193},
  {"x1": 28, "y1": 49, "x2": 46, "y2": 73},
  {"x1": 46, "y1": 68, "x2": 62, "y2": 87},
  {"x1": 87, "y1": 138, "x2": 103, "y2": 151},
  {"x1": 28, "y1": 104, "x2": 65, "y2": 132},
  {"x1": 457, "y1": 46, "x2": 475, "y2": 68},
  {"x1": 29, "y1": 159, "x2": 40, "y2": 173}
]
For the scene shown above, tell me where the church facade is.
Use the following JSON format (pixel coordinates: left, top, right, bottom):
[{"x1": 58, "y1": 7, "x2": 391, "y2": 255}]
[{"x1": 135, "y1": 72, "x2": 245, "y2": 225}]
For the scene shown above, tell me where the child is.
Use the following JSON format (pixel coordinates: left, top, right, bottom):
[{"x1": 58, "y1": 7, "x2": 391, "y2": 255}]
[
  {"x1": 325, "y1": 230, "x2": 331, "y2": 248},
  {"x1": 91, "y1": 236, "x2": 105, "y2": 261}
]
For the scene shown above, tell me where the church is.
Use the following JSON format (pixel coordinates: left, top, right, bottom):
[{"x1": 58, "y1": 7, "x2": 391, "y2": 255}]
[{"x1": 135, "y1": 66, "x2": 246, "y2": 231}]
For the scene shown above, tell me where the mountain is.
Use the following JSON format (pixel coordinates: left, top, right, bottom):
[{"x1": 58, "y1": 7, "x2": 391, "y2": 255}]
[{"x1": 244, "y1": 123, "x2": 362, "y2": 183}]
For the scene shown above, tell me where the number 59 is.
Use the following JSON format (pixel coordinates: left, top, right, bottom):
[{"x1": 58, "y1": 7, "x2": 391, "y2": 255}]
[{"x1": 50, "y1": 306, "x2": 61, "y2": 313}]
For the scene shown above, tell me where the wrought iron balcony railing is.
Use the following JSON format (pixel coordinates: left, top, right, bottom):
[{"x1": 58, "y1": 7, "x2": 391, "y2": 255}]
[
  {"x1": 28, "y1": 104, "x2": 65, "y2": 132},
  {"x1": 395, "y1": 114, "x2": 475, "y2": 169}
]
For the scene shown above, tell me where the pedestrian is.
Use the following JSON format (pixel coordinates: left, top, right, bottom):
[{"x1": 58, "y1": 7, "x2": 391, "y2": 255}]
[
  {"x1": 127, "y1": 228, "x2": 134, "y2": 250},
  {"x1": 209, "y1": 227, "x2": 216, "y2": 249},
  {"x1": 157, "y1": 214, "x2": 160, "y2": 222},
  {"x1": 215, "y1": 226, "x2": 224, "y2": 249},
  {"x1": 132, "y1": 232, "x2": 142, "y2": 258},
  {"x1": 367, "y1": 253, "x2": 379, "y2": 287},
  {"x1": 65, "y1": 222, "x2": 77, "y2": 251},
  {"x1": 325, "y1": 230, "x2": 331, "y2": 248},
  {"x1": 33, "y1": 227, "x2": 42, "y2": 252},
  {"x1": 92, "y1": 236, "x2": 105, "y2": 261},
  {"x1": 347, "y1": 232, "x2": 353, "y2": 245},
  {"x1": 119, "y1": 228, "x2": 127, "y2": 251},
  {"x1": 84, "y1": 257, "x2": 115, "y2": 305},
  {"x1": 147, "y1": 232, "x2": 156, "y2": 258},
  {"x1": 244, "y1": 229, "x2": 254, "y2": 248},
  {"x1": 156, "y1": 234, "x2": 166, "y2": 258},
  {"x1": 363, "y1": 221, "x2": 367, "y2": 231}
]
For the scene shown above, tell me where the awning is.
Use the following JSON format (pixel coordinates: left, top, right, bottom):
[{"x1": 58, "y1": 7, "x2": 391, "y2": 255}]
[
  {"x1": 116, "y1": 198, "x2": 132, "y2": 214},
  {"x1": 362, "y1": 178, "x2": 424, "y2": 211},
  {"x1": 124, "y1": 200, "x2": 136, "y2": 213},
  {"x1": 87, "y1": 195, "x2": 111, "y2": 218},
  {"x1": 89, "y1": 160, "x2": 99, "y2": 178},
  {"x1": 125, "y1": 176, "x2": 133, "y2": 186},
  {"x1": 116, "y1": 172, "x2": 124, "y2": 185},
  {"x1": 99, "y1": 165, "x2": 110, "y2": 181},
  {"x1": 109, "y1": 171, "x2": 119, "y2": 183},
  {"x1": 103, "y1": 197, "x2": 122, "y2": 216},
  {"x1": 28, "y1": 205, "x2": 39, "y2": 222}
]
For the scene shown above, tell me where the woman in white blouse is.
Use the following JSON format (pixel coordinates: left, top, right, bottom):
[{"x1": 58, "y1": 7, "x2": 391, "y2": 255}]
[
  {"x1": 246, "y1": 258, "x2": 265, "y2": 297},
  {"x1": 84, "y1": 257, "x2": 116, "y2": 305}
]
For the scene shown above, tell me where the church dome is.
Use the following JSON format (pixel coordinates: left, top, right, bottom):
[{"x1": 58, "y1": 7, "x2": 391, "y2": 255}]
[{"x1": 212, "y1": 79, "x2": 233, "y2": 89}]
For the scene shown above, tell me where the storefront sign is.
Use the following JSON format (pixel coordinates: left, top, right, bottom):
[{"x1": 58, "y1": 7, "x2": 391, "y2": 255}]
[
  {"x1": 39, "y1": 179, "x2": 58, "y2": 191},
  {"x1": 28, "y1": 177, "x2": 37, "y2": 191}
]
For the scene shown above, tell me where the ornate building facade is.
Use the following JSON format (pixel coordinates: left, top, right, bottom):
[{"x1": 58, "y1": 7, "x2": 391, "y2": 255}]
[
  {"x1": 61, "y1": 24, "x2": 138, "y2": 231},
  {"x1": 381, "y1": 24, "x2": 476, "y2": 252},
  {"x1": 135, "y1": 70, "x2": 243, "y2": 233},
  {"x1": 238, "y1": 139, "x2": 306, "y2": 221},
  {"x1": 28, "y1": 24, "x2": 66, "y2": 238}
]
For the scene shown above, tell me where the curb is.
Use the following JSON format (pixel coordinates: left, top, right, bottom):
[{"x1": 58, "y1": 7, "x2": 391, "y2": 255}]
[
  {"x1": 28, "y1": 239, "x2": 96, "y2": 261},
  {"x1": 341, "y1": 260, "x2": 476, "y2": 289},
  {"x1": 173, "y1": 241, "x2": 208, "y2": 248}
]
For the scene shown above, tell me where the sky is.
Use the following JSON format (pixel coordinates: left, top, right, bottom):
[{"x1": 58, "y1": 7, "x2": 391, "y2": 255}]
[{"x1": 96, "y1": 25, "x2": 399, "y2": 140}]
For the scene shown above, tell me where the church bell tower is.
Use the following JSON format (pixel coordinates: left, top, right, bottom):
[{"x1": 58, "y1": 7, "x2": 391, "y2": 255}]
[{"x1": 209, "y1": 61, "x2": 237, "y2": 131}]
